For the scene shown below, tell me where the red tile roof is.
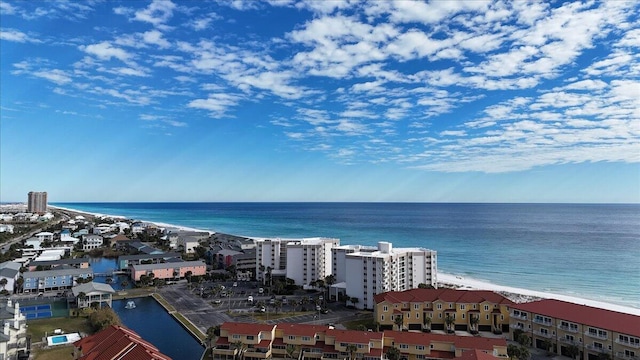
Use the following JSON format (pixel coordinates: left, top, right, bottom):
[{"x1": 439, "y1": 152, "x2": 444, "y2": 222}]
[
  {"x1": 221, "y1": 322, "x2": 276, "y2": 335},
  {"x1": 277, "y1": 323, "x2": 331, "y2": 337},
  {"x1": 383, "y1": 330, "x2": 506, "y2": 351},
  {"x1": 458, "y1": 349, "x2": 500, "y2": 360},
  {"x1": 512, "y1": 299, "x2": 640, "y2": 337},
  {"x1": 374, "y1": 289, "x2": 513, "y2": 306},
  {"x1": 326, "y1": 328, "x2": 383, "y2": 344},
  {"x1": 74, "y1": 325, "x2": 172, "y2": 360}
]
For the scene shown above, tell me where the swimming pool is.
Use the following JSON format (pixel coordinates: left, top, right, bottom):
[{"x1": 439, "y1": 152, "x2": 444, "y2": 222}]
[{"x1": 46, "y1": 332, "x2": 81, "y2": 346}]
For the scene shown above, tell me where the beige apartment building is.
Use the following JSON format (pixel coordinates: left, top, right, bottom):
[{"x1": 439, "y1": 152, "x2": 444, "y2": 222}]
[{"x1": 510, "y1": 299, "x2": 640, "y2": 360}]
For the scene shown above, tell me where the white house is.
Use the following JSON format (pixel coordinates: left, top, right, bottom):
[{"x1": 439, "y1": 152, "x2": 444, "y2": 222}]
[
  {"x1": 177, "y1": 236, "x2": 199, "y2": 254},
  {"x1": 0, "y1": 261, "x2": 21, "y2": 294},
  {"x1": 0, "y1": 224, "x2": 14, "y2": 234},
  {"x1": 35, "y1": 232, "x2": 54, "y2": 242},
  {"x1": 82, "y1": 234, "x2": 104, "y2": 251},
  {"x1": 60, "y1": 233, "x2": 80, "y2": 245}
]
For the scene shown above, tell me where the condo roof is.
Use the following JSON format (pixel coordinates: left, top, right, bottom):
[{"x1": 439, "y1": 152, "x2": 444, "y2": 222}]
[
  {"x1": 221, "y1": 322, "x2": 276, "y2": 335},
  {"x1": 373, "y1": 288, "x2": 514, "y2": 306},
  {"x1": 512, "y1": 299, "x2": 640, "y2": 337}
]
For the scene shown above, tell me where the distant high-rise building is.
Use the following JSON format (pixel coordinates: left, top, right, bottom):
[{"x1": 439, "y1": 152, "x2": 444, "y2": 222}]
[{"x1": 27, "y1": 191, "x2": 47, "y2": 214}]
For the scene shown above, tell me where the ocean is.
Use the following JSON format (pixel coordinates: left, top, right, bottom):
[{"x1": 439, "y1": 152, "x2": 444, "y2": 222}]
[{"x1": 54, "y1": 202, "x2": 640, "y2": 309}]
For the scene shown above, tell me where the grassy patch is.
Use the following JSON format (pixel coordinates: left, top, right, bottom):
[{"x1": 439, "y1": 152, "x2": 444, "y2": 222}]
[
  {"x1": 33, "y1": 344, "x2": 75, "y2": 360},
  {"x1": 343, "y1": 318, "x2": 378, "y2": 331},
  {"x1": 152, "y1": 293, "x2": 176, "y2": 312},
  {"x1": 27, "y1": 317, "x2": 93, "y2": 342},
  {"x1": 172, "y1": 312, "x2": 206, "y2": 342}
]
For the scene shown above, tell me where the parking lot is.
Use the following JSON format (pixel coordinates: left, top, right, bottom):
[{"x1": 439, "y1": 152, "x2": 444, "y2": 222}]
[{"x1": 157, "y1": 281, "x2": 362, "y2": 334}]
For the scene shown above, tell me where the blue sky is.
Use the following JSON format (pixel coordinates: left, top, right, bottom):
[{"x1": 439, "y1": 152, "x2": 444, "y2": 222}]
[{"x1": 1, "y1": 0, "x2": 639, "y2": 203}]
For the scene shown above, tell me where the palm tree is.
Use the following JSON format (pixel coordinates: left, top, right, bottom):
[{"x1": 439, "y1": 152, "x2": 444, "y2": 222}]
[
  {"x1": 469, "y1": 314, "x2": 479, "y2": 334},
  {"x1": 0, "y1": 278, "x2": 7, "y2": 292},
  {"x1": 273, "y1": 299, "x2": 283, "y2": 314},
  {"x1": 423, "y1": 313, "x2": 432, "y2": 332},
  {"x1": 566, "y1": 345, "x2": 580, "y2": 360},
  {"x1": 386, "y1": 346, "x2": 401, "y2": 360},
  {"x1": 507, "y1": 344, "x2": 520, "y2": 360},
  {"x1": 444, "y1": 313, "x2": 455, "y2": 333},
  {"x1": 286, "y1": 344, "x2": 299, "y2": 360},
  {"x1": 233, "y1": 340, "x2": 247, "y2": 360},
  {"x1": 77, "y1": 291, "x2": 87, "y2": 308},
  {"x1": 345, "y1": 344, "x2": 358, "y2": 360},
  {"x1": 206, "y1": 325, "x2": 220, "y2": 357},
  {"x1": 518, "y1": 346, "x2": 530, "y2": 360},
  {"x1": 394, "y1": 314, "x2": 404, "y2": 331}
]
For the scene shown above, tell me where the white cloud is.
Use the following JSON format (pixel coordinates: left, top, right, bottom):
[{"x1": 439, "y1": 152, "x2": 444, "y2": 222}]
[
  {"x1": 80, "y1": 42, "x2": 132, "y2": 62},
  {"x1": 187, "y1": 93, "x2": 242, "y2": 118},
  {"x1": 0, "y1": 29, "x2": 40, "y2": 43},
  {"x1": 33, "y1": 69, "x2": 72, "y2": 85},
  {"x1": 0, "y1": 1, "x2": 16, "y2": 14},
  {"x1": 133, "y1": 0, "x2": 176, "y2": 26}
]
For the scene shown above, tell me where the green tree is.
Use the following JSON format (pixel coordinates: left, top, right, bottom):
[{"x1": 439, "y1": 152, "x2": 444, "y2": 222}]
[
  {"x1": 394, "y1": 314, "x2": 404, "y2": 331},
  {"x1": 386, "y1": 346, "x2": 401, "y2": 360},
  {"x1": 417, "y1": 283, "x2": 433, "y2": 289},
  {"x1": 566, "y1": 345, "x2": 580, "y2": 360},
  {"x1": 233, "y1": 340, "x2": 247, "y2": 360},
  {"x1": 345, "y1": 344, "x2": 358, "y2": 360},
  {"x1": 445, "y1": 313, "x2": 455, "y2": 333},
  {"x1": 423, "y1": 313, "x2": 432, "y2": 332},
  {"x1": 206, "y1": 326, "x2": 220, "y2": 355},
  {"x1": 285, "y1": 344, "x2": 299, "y2": 359},
  {"x1": 517, "y1": 333, "x2": 531, "y2": 347},
  {"x1": 0, "y1": 278, "x2": 7, "y2": 291},
  {"x1": 469, "y1": 314, "x2": 479, "y2": 333},
  {"x1": 88, "y1": 307, "x2": 121, "y2": 331},
  {"x1": 507, "y1": 344, "x2": 520, "y2": 360},
  {"x1": 518, "y1": 346, "x2": 530, "y2": 360}
]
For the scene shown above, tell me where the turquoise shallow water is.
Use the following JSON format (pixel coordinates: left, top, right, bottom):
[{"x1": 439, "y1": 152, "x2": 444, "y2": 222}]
[{"x1": 55, "y1": 202, "x2": 640, "y2": 309}]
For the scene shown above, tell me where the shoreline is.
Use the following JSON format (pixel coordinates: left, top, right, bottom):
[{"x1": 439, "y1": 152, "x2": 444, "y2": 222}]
[{"x1": 49, "y1": 205, "x2": 640, "y2": 316}]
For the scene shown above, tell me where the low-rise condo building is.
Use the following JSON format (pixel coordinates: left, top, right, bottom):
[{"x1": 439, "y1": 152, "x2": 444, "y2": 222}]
[
  {"x1": 374, "y1": 288, "x2": 514, "y2": 334},
  {"x1": 82, "y1": 234, "x2": 103, "y2": 251},
  {"x1": 212, "y1": 322, "x2": 507, "y2": 360},
  {"x1": 335, "y1": 242, "x2": 437, "y2": 310},
  {"x1": 0, "y1": 299, "x2": 29, "y2": 359},
  {"x1": 129, "y1": 260, "x2": 206, "y2": 282},
  {"x1": 22, "y1": 267, "x2": 94, "y2": 293},
  {"x1": 510, "y1": 299, "x2": 640, "y2": 360}
]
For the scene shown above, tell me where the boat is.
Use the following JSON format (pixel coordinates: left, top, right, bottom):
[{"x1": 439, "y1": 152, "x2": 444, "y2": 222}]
[{"x1": 125, "y1": 300, "x2": 136, "y2": 309}]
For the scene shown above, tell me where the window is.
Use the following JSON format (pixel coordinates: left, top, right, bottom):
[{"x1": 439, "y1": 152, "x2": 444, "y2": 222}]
[
  {"x1": 566, "y1": 335, "x2": 574, "y2": 341},
  {"x1": 624, "y1": 350, "x2": 636, "y2": 357},
  {"x1": 289, "y1": 336, "x2": 296, "y2": 340},
  {"x1": 593, "y1": 342, "x2": 603, "y2": 350},
  {"x1": 302, "y1": 336, "x2": 311, "y2": 341},
  {"x1": 462, "y1": 313, "x2": 465, "y2": 319},
  {"x1": 414, "y1": 304, "x2": 420, "y2": 310},
  {"x1": 233, "y1": 335, "x2": 240, "y2": 339},
  {"x1": 247, "y1": 336, "x2": 254, "y2": 340},
  {"x1": 460, "y1": 304, "x2": 466, "y2": 310},
  {"x1": 449, "y1": 303, "x2": 454, "y2": 309},
  {"x1": 383, "y1": 306, "x2": 388, "y2": 312},
  {"x1": 416, "y1": 345, "x2": 425, "y2": 350},
  {"x1": 381, "y1": 315, "x2": 384, "y2": 321},
  {"x1": 484, "y1": 305, "x2": 489, "y2": 311},
  {"x1": 399, "y1": 344, "x2": 408, "y2": 349},
  {"x1": 436, "y1": 304, "x2": 442, "y2": 310}
]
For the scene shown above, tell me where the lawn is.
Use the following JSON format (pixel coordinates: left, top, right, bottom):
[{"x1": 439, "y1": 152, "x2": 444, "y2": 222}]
[
  {"x1": 32, "y1": 345, "x2": 75, "y2": 360},
  {"x1": 27, "y1": 316, "x2": 93, "y2": 342}
]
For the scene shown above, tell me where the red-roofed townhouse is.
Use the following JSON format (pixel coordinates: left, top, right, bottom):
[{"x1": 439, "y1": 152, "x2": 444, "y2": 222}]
[
  {"x1": 383, "y1": 330, "x2": 508, "y2": 360},
  {"x1": 374, "y1": 289, "x2": 513, "y2": 335},
  {"x1": 510, "y1": 299, "x2": 640, "y2": 360},
  {"x1": 214, "y1": 322, "x2": 276, "y2": 360},
  {"x1": 324, "y1": 328, "x2": 385, "y2": 360},
  {"x1": 73, "y1": 325, "x2": 172, "y2": 360},
  {"x1": 272, "y1": 323, "x2": 331, "y2": 360}
]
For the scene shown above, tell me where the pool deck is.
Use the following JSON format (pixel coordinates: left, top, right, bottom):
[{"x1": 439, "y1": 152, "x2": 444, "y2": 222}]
[{"x1": 46, "y1": 332, "x2": 81, "y2": 346}]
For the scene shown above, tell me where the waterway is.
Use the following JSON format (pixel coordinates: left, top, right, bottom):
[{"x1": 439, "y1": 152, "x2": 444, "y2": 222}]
[
  {"x1": 88, "y1": 257, "x2": 133, "y2": 290},
  {"x1": 113, "y1": 297, "x2": 205, "y2": 360}
]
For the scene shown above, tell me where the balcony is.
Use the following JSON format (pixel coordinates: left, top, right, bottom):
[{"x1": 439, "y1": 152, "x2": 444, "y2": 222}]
[
  {"x1": 558, "y1": 325, "x2": 579, "y2": 333},
  {"x1": 533, "y1": 330, "x2": 553, "y2": 338},
  {"x1": 586, "y1": 345, "x2": 608, "y2": 353},
  {"x1": 585, "y1": 332, "x2": 609, "y2": 340},
  {"x1": 511, "y1": 324, "x2": 524, "y2": 330},
  {"x1": 214, "y1": 347, "x2": 238, "y2": 357},
  {"x1": 559, "y1": 338, "x2": 581, "y2": 346},
  {"x1": 511, "y1": 313, "x2": 528, "y2": 321},
  {"x1": 533, "y1": 318, "x2": 553, "y2": 326},
  {"x1": 616, "y1": 340, "x2": 640, "y2": 349},
  {"x1": 616, "y1": 352, "x2": 639, "y2": 360}
]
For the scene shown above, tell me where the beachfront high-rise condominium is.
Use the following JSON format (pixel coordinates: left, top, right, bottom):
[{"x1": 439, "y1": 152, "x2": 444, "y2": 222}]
[
  {"x1": 27, "y1": 191, "x2": 47, "y2": 214},
  {"x1": 509, "y1": 299, "x2": 640, "y2": 360},
  {"x1": 333, "y1": 242, "x2": 437, "y2": 310},
  {"x1": 255, "y1": 237, "x2": 340, "y2": 286}
]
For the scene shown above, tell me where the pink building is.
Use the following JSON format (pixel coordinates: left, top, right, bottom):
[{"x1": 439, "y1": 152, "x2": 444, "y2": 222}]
[{"x1": 129, "y1": 261, "x2": 206, "y2": 281}]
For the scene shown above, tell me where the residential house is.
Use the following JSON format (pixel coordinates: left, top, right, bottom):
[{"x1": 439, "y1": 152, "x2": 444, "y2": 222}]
[
  {"x1": 0, "y1": 224, "x2": 14, "y2": 234},
  {"x1": 383, "y1": 330, "x2": 508, "y2": 360},
  {"x1": 117, "y1": 253, "x2": 182, "y2": 272},
  {"x1": 510, "y1": 299, "x2": 640, "y2": 360},
  {"x1": 28, "y1": 258, "x2": 91, "y2": 271},
  {"x1": 82, "y1": 234, "x2": 104, "y2": 251},
  {"x1": 73, "y1": 325, "x2": 172, "y2": 360},
  {"x1": 374, "y1": 288, "x2": 514, "y2": 334},
  {"x1": 72, "y1": 282, "x2": 115, "y2": 309},
  {"x1": 35, "y1": 232, "x2": 54, "y2": 242},
  {"x1": 0, "y1": 262, "x2": 22, "y2": 294}
]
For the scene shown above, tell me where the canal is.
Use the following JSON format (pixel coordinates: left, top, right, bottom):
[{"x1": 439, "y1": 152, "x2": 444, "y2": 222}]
[{"x1": 113, "y1": 297, "x2": 205, "y2": 360}]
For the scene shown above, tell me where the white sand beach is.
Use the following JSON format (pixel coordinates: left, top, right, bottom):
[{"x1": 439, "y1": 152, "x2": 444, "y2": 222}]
[{"x1": 438, "y1": 273, "x2": 640, "y2": 316}]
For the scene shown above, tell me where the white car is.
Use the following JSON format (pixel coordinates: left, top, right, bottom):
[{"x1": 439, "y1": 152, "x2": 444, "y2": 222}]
[{"x1": 248, "y1": 296, "x2": 254, "y2": 303}]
